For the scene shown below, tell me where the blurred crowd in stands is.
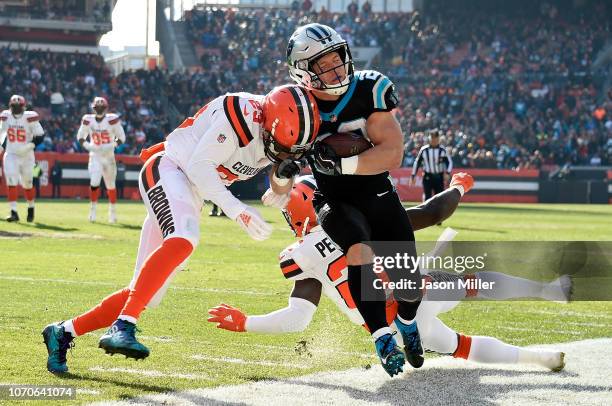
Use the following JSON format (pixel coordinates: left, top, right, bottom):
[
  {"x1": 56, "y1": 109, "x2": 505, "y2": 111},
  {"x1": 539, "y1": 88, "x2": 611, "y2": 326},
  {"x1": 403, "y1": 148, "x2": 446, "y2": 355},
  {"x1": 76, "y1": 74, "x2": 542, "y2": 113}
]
[
  {"x1": 2, "y1": 0, "x2": 610, "y2": 169},
  {"x1": 0, "y1": 0, "x2": 111, "y2": 22}
]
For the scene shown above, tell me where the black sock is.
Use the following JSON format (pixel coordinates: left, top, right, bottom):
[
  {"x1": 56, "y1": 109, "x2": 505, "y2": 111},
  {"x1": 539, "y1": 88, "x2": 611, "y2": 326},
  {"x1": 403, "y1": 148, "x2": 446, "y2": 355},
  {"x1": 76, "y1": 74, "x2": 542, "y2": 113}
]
[
  {"x1": 397, "y1": 299, "x2": 421, "y2": 322},
  {"x1": 347, "y1": 264, "x2": 388, "y2": 335}
]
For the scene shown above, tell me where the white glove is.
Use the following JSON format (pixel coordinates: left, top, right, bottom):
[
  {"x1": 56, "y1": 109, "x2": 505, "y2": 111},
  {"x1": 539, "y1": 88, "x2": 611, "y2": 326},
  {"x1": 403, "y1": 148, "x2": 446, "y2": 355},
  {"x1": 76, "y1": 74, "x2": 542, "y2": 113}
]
[
  {"x1": 235, "y1": 206, "x2": 273, "y2": 241},
  {"x1": 25, "y1": 142, "x2": 35, "y2": 152},
  {"x1": 261, "y1": 188, "x2": 290, "y2": 209}
]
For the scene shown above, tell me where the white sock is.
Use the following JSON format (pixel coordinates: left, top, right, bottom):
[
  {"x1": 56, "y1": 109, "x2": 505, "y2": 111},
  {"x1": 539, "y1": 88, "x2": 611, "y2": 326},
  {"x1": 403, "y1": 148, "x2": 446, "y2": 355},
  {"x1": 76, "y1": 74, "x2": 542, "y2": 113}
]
[
  {"x1": 117, "y1": 315, "x2": 137, "y2": 324},
  {"x1": 541, "y1": 275, "x2": 572, "y2": 302},
  {"x1": 91, "y1": 202, "x2": 97, "y2": 209},
  {"x1": 9, "y1": 201, "x2": 17, "y2": 211},
  {"x1": 396, "y1": 315, "x2": 414, "y2": 325},
  {"x1": 27, "y1": 200, "x2": 34, "y2": 208},
  {"x1": 62, "y1": 320, "x2": 77, "y2": 338},
  {"x1": 371, "y1": 327, "x2": 392, "y2": 341},
  {"x1": 518, "y1": 348, "x2": 564, "y2": 369},
  {"x1": 467, "y1": 336, "x2": 519, "y2": 364},
  {"x1": 474, "y1": 271, "x2": 546, "y2": 300}
]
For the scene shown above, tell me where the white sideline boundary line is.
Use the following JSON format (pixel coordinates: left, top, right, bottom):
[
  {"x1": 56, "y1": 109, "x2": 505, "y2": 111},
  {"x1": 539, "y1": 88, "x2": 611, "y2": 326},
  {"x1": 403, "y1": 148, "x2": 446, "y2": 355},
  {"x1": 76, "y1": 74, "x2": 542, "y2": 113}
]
[{"x1": 89, "y1": 339, "x2": 612, "y2": 406}]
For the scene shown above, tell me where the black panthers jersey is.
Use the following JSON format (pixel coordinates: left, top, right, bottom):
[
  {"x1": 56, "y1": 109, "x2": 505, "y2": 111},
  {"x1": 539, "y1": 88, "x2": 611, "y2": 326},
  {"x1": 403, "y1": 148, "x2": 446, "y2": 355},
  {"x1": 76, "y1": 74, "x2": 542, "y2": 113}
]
[{"x1": 307, "y1": 70, "x2": 400, "y2": 199}]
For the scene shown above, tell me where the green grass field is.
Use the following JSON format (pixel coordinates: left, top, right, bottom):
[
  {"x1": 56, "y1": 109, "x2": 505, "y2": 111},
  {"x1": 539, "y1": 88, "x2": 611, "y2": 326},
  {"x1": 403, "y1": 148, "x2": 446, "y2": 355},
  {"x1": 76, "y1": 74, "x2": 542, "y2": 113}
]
[{"x1": 0, "y1": 200, "x2": 611, "y2": 404}]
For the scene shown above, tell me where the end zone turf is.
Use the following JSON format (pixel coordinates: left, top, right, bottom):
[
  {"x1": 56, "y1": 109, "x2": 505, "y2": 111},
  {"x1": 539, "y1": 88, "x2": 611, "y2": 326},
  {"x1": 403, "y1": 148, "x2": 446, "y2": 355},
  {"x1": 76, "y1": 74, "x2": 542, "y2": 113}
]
[{"x1": 93, "y1": 339, "x2": 612, "y2": 406}]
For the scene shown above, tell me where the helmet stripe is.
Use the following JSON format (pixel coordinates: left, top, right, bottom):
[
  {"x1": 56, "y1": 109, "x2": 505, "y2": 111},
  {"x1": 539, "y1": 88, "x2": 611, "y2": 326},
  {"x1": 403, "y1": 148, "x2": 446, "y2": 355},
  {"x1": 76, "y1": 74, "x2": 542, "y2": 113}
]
[
  {"x1": 298, "y1": 87, "x2": 315, "y2": 144},
  {"x1": 294, "y1": 86, "x2": 314, "y2": 145},
  {"x1": 299, "y1": 178, "x2": 317, "y2": 192},
  {"x1": 287, "y1": 86, "x2": 306, "y2": 146},
  {"x1": 306, "y1": 26, "x2": 324, "y2": 41}
]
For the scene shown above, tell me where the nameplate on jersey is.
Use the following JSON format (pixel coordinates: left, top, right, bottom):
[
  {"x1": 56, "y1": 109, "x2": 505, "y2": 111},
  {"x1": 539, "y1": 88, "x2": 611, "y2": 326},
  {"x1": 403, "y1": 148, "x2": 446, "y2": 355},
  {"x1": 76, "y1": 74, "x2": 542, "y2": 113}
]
[{"x1": 314, "y1": 237, "x2": 337, "y2": 258}]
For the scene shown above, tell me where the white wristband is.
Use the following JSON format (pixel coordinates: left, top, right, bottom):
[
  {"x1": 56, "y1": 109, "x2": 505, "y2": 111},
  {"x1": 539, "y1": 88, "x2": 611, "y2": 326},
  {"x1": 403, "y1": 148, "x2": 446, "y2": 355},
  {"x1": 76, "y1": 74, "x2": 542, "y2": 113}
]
[
  {"x1": 341, "y1": 155, "x2": 359, "y2": 175},
  {"x1": 450, "y1": 184, "x2": 465, "y2": 197},
  {"x1": 272, "y1": 172, "x2": 291, "y2": 187}
]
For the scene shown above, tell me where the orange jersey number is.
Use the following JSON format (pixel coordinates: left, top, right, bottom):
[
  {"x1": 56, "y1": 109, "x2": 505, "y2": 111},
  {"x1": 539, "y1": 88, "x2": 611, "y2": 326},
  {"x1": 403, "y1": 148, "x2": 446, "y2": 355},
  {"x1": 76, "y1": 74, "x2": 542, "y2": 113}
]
[
  {"x1": 92, "y1": 131, "x2": 112, "y2": 145},
  {"x1": 326, "y1": 256, "x2": 356, "y2": 309},
  {"x1": 7, "y1": 128, "x2": 26, "y2": 143}
]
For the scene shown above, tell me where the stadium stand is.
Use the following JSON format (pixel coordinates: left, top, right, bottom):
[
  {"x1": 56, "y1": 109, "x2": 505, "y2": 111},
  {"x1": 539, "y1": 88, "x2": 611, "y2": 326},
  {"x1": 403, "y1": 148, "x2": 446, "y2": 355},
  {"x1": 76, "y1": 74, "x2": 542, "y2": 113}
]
[{"x1": 1, "y1": 0, "x2": 610, "y2": 171}]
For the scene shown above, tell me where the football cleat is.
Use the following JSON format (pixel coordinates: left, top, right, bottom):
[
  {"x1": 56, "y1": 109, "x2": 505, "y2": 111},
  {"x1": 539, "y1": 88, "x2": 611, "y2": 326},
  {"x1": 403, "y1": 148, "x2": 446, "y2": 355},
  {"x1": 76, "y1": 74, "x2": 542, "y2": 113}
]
[
  {"x1": 375, "y1": 332, "x2": 405, "y2": 377},
  {"x1": 42, "y1": 322, "x2": 74, "y2": 374},
  {"x1": 395, "y1": 318, "x2": 424, "y2": 368},
  {"x1": 209, "y1": 205, "x2": 218, "y2": 216},
  {"x1": 99, "y1": 319, "x2": 150, "y2": 360},
  {"x1": 108, "y1": 205, "x2": 117, "y2": 224},
  {"x1": 6, "y1": 210, "x2": 19, "y2": 222},
  {"x1": 27, "y1": 207, "x2": 34, "y2": 223},
  {"x1": 89, "y1": 206, "x2": 96, "y2": 222}
]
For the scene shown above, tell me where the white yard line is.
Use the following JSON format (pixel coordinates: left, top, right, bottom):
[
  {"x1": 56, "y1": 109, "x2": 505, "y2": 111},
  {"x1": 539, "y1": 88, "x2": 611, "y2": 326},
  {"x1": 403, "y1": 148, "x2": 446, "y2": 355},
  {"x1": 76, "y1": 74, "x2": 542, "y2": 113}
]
[
  {"x1": 191, "y1": 355, "x2": 311, "y2": 369},
  {"x1": 89, "y1": 367, "x2": 209, "y2": 381},
  {"x1": 0, "y1": 274, "x2": 277, "y2": 296},
  {"x1": 90, "y1": 339, "x2": 612, "y2": 406}
]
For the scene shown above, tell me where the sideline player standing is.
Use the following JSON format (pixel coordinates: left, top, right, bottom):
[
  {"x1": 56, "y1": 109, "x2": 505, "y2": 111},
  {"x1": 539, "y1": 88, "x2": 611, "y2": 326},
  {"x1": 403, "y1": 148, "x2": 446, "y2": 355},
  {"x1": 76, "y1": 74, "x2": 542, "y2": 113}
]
[
  {"x1": 41, "y1": 85, "x2": 320, "y2": 373},
  {"x1": 284, "y1": 23, "x2": 421, "y2": 376},
  {"x1": 76, "y1": 97, "x2": 126, "y2": 223},
  {"x1": 0, "y1": 95, "x2": 44, "y2": 222}
]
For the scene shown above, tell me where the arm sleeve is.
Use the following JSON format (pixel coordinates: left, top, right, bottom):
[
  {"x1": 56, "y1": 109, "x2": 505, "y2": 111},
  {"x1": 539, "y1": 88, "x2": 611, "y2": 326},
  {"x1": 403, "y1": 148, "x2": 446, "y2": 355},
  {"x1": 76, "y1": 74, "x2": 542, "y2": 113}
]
[
  {"x1": 30, "y1": 120, "x2": 44, "y2": 138},
  {"x1": 372, "y1": 73, "x2": 399, "y2": 113},
  {"x1": 112, "y1": 121, "x2": 126, "y2": 144},
  {"x1": 412, "y1": 147, "x2": 424, "y2": 177},
  {"x1": 76, "y1": 120, "x2": 90, "y2": 141},
  {"x1": 184, "y1": 118, "x2": 247, "y2": 220},
  {"x1": 244, "y1": 297, "x2": 317, "y2": 333},
  {"x1": 0, "y1": 118, "x2": 7, "y2": 148}
]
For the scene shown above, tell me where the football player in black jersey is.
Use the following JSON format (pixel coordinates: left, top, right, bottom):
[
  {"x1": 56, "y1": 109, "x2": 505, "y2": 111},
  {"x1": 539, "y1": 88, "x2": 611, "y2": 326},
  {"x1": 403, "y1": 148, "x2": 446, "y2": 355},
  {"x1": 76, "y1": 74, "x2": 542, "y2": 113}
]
[{"x1": 284, "y1": 23, "x2": 423, "y2": 376}]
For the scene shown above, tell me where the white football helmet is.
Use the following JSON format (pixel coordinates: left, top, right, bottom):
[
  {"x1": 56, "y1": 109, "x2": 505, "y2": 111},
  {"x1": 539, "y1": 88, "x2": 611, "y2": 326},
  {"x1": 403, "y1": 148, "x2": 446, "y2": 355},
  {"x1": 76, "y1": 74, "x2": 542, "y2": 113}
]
[
  {"x1": 9, "y1": 95, "x2": 26, "y2": 115},
  {"x1": 287, "y1": 23, "x2": 354, "y2": 96}
]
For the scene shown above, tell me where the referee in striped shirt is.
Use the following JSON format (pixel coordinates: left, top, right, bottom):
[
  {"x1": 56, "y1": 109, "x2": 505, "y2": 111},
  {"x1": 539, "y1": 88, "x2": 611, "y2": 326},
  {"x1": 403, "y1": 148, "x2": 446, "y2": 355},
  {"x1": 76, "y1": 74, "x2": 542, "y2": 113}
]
[{"x1": 411, "y1": 130, "x2": 453, "y2": 200}]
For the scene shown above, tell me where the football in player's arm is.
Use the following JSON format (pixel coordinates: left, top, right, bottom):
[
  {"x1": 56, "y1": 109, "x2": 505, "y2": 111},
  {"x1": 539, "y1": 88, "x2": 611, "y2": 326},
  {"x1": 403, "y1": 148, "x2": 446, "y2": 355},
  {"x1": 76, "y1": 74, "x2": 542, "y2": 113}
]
[{"x1": 209, "y1": 173, "x2": 566, "y2": 372}]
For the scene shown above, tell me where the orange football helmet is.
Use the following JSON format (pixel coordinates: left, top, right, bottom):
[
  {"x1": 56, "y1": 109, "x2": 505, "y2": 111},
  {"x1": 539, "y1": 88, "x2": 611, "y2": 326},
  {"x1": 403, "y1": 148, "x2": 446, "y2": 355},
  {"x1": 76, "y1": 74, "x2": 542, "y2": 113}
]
[
  {"x1": 91, "y1": 96, "x2": 109, "y2": 116},
  {"x1": 262, "y1": 85, "x2": 320, "y2": 163},
  {"x1": 282, "y1": 175, "x2": 318, "y2": 237}
]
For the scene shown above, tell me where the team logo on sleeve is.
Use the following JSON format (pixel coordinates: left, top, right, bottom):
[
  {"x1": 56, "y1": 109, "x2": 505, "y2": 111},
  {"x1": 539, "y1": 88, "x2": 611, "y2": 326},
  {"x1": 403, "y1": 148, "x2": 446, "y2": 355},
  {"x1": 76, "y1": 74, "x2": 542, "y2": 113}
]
[{"x1": 217, "y1": 134, "x2": 226, "y2": 143}]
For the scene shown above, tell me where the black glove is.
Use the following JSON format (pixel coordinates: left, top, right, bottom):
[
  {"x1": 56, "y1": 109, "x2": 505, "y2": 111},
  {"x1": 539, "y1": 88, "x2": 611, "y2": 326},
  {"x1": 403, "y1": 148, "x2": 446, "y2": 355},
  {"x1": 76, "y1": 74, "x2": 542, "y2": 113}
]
[
  {"x1": 312, "y1": 142, "x2": 342, "y2": 176},
  {"x1": 275, "y1": 158, "x2": 301, "y2": 179}
]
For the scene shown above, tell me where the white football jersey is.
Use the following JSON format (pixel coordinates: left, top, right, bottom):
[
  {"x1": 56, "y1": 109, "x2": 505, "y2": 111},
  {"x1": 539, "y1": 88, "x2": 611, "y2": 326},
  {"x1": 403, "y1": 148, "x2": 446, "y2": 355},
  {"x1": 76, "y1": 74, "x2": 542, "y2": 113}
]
[
  {"x1": 0, "y1": 110, "x2": 44, "y2": 155},
  {"x1": 279, "y1": 227, "x2": 460, "y2": 327},
  {"x1": 279, "y1": 226, "x2": 367, "y2": 326},
  {"x1": 164, "y1": 92, "x2": 269, "y2": 188},
  {"x1": 76, "y1": 113, "x2": 126, "y2": 156}
]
